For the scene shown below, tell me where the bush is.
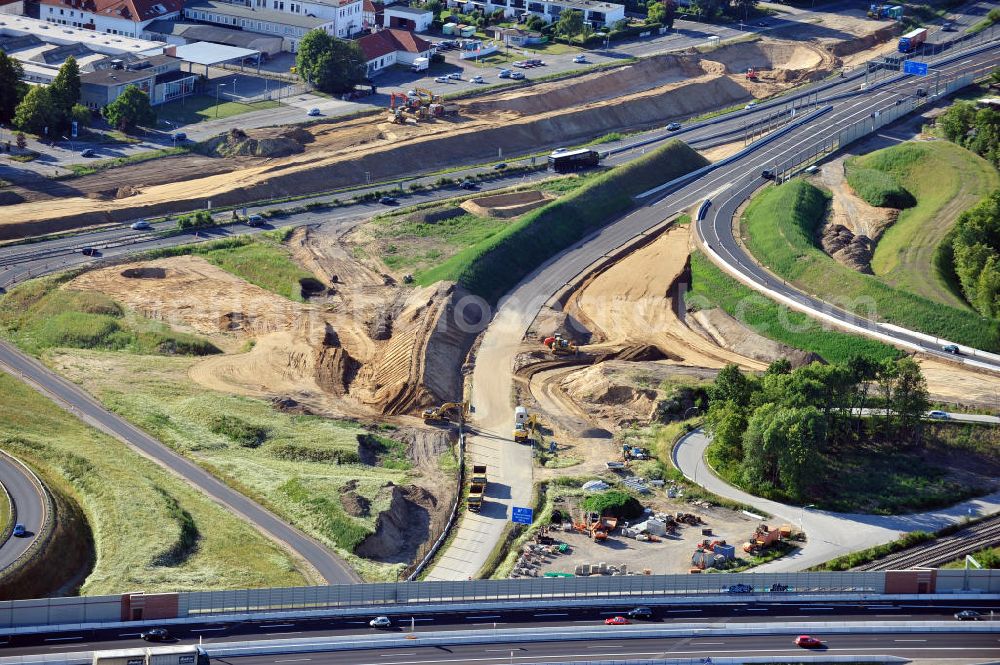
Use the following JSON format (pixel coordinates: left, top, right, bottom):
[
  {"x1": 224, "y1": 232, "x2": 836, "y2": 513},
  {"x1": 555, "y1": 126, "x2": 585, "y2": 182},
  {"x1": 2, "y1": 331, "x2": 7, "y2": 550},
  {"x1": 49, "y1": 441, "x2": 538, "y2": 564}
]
[
  {"x1": 846, "y1": 168, "x2": 915, "y2": 208},
  {"x1": 176, "y1": 210, "x2": 216, "y2": 230},
  {"x1": 270, "y1": 444, "x2": 359, "y2": 464},
  {"x1": 581, "y1": 489, "x2": 644, "y2": 519},
  {"x1": 208, "y1": 415, "x2": 269, "y2": 448}
]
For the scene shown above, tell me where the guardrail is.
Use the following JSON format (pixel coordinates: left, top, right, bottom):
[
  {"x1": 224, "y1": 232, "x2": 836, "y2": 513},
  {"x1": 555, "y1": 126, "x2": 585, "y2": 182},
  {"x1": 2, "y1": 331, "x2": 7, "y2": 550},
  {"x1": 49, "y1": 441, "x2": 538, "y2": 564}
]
[
  {"x1": 408, "y1": 430, "x2": 465, "y2": 581},
  {"x1": 0, "y1": 460, "x2": 15, "y2": 550}
]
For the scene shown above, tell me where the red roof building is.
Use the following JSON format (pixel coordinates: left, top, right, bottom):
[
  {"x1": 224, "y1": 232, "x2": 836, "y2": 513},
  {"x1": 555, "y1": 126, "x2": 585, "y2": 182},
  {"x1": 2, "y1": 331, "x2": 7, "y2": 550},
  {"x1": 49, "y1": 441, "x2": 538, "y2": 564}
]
[
  {"x1": 39, "y1": 0, "x2": 183, "y2": 36},
  {"x1": 358, "y1": 27, "x2": 432, "y2": 75}
]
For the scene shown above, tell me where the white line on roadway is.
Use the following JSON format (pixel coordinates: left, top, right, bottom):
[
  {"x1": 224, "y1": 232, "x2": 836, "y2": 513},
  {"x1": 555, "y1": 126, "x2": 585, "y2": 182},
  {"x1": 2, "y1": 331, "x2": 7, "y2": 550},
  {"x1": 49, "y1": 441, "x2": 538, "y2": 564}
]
[
  {"x1": 667, "y1": 609, "x2": 703, "y2": 613},
  {"x1": 265, "y1": 632, "x2": 302, "y2": 636},
  {"x1": 586, "y1": 645, "x2": 623, "y2": 649},
  {"x1": 533, "y1": 613, "x2": 569, "y2": 617},
  {"x1": 466, "y1": 616, "x2": 501, "y2": 620},
  {"x1": 261, "y1": 623, "x2": 296, "y2": 628},
  {"x1": 44, "y1": 637, "x2": 82, "y2": 642},
  {"x1": 894, "y1": 639, "x2": 928, "y2": 642},
  {"x1": 274, "y1": 659, "x2": 312, "y2": 662},
  {"x1": 118, "y1": 633, "x2": 141, "y2": 637},
  {"x1": 798, "y1": 607, "x2": 834, "y2": 610},
  {"x1": 48, "y1": 645, "x2": 89, "y2": 649},
  {"x1": 381, "y1": 654, "x2": 415, "y2": 657},
  {"x1": 692, "y1": 642, "x2": 726, "y2": 645},
  {"x1": 190, "y1": 628, "x2": 227, "y2": 632}
]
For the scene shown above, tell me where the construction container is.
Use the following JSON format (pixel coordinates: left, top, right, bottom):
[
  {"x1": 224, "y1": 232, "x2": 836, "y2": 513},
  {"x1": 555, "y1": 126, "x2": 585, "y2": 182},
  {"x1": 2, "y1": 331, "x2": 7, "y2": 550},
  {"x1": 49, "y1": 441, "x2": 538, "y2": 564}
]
[
  {"x1": 714, "y1": 543, "x2": 736, "y2": 560},
  {"x1": 460, "y1": 25, "x2": 476, "y2": 38},
  {"x1": 94, "y1": 647, "x2": 203, "y2": 665},
  {"x1": 148, "y1": 647, "x2": 203, "y2": 665},
  {"x1": 93, "y1": 649, "x2": 148, "y2": 665},
  {"x1": 443, "y1": 22, "x2": 456, "y2": 34},
  {"x1": 691, "y1": 550, "x2": 714, "y2": 568}
]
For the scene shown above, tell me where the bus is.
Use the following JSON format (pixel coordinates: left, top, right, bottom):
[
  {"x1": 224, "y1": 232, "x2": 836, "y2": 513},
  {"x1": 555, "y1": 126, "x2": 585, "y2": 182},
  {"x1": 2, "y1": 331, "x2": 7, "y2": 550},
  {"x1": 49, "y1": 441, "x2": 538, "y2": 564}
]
[{"x1": 547, "y1": 148, "x2": 602, "y2": 173}]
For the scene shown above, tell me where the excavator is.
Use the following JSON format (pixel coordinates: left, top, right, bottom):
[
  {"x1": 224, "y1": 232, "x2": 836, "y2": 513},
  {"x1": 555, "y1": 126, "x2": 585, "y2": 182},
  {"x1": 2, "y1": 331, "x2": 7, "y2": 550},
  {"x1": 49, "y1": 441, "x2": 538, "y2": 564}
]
[
  {"x1": 422, "y1": 401, "x2": 469, "y2": 424},
  {"x1": 542, "y1": 334, "x2": 578, "y2": 357},
  {"x1": 745, "y1": 67, "x2": 759, "y2": 81}
]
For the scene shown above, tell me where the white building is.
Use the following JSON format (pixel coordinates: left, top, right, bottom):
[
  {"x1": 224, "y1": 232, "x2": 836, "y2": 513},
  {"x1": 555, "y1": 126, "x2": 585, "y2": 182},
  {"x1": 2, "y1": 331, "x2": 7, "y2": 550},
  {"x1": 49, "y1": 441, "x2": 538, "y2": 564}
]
[
  {"x1": 448, "y1": 0, "x2": 623, "y2": 27},
  {"x1": 38, "y1": 0, "x2": 183, "y2": 38},
  {"x1": 383, "y1": 5, "x2": 432, "y2": 31},
  {"x1": 357, "y1": 26, "x2": 430, "y2": 76},
  {"x1": 223, "y1": 0, "x2": 364, "y2": 38},
  {"x1": 183, "y1": 0, "x2": 334, "y2": 51}
]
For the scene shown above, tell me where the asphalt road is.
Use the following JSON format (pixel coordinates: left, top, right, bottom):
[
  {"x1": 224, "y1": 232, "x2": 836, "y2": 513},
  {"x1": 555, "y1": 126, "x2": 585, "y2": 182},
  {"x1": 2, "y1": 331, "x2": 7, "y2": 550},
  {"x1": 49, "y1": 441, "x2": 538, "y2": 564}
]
[
  {"x1": 3, "y1": 600, "x2": 998, "y2": 655},
  {"x1": 207, "y1": 632, "x2": 1000, "y2": 665},
  {"x1": 0, "y1": 341, "x2": 358, "y2": 586},
  {"x1": 673, "y1": 428, "x2": 1000, "y2": 570},
  {"x1": 0, "y1": 453, "x2": 45, "y2": 571}
]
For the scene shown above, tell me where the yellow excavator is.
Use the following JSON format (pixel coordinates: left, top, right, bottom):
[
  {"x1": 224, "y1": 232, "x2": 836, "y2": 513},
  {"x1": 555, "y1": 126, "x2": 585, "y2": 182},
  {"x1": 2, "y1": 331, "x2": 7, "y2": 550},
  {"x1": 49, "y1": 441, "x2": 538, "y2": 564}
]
[
  {"x1": 422, "y1": 401, "x2": 469, "y2": 424},
  {"x1": 542, "y1": 334, "x2": 578, "y2": 357}
]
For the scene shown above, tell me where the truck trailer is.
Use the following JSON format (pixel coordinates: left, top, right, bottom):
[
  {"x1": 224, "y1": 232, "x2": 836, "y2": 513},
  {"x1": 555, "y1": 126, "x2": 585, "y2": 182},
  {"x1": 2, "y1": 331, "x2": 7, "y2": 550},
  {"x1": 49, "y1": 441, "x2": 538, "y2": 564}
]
[
  {"x1": 94, "y1": 647, "x2": 206, "y2": 665},
  {"x1": 898, "y1": 28, "x2": 927, "y2": 52}
]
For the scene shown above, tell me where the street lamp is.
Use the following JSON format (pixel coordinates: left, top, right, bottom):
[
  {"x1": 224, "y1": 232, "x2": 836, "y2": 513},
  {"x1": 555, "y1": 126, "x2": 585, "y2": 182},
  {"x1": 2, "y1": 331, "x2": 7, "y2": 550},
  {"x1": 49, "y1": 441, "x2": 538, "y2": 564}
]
[
  {"x1": 215, "y1": 83, "x2": 227, "y2": 118},
  {"x1": 798, "y1": 504, "x2": 816, "y2": 532}
]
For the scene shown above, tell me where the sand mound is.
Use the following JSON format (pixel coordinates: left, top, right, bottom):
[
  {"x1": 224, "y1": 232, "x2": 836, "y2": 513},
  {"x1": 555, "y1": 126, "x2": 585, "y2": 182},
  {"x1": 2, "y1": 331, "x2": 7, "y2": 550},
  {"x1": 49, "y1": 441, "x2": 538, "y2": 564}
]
[
  {"x1": 355, "y1": 484, "x2": 437, "y2": 562},
  {"x1": 203, "y1": 127, "x2": 311, "y2": 158},
  {"x1": 461, "y1": 190, "x2": 553, "y2": 218}
]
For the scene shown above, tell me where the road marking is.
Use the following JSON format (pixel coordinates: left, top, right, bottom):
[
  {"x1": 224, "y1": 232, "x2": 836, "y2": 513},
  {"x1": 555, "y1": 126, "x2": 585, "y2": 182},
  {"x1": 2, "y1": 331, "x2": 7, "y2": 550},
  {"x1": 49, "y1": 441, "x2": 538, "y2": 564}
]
[
  {"x1": 381, "y1": 654, "x2": 415, "y2": 657},
  {"x1": 190, "y1": 628, "x2": 227, "y2": 632},
  {"x1": 274, "y1": 659, "x2": 312, "y2": 663},
  {"x1": 466, "y1": 616, "x2": 502, "y2": 620},
  {"x1": 894, "y1": 639, "x2": 927, "y2": 642},
  {"x1": 49, "y1": 645, "x2": 89, "y2": 649},
  {"x1": 265, "y1": 632, "x2": 301, "y2": 636},
  {"x1": 44, "y1": 637, "x2": 82, "y2": 642},
  {"x1": 692, "y1": 642, "x2": 726, "y2": 645},
  {"x1": 667, "y1": 609, "x2": 702, "y2": 613},
  {"x1": 798, "y1": 607, "x2": 833, "y2": 610},
  {"x1": 261, "y1": 623, "x2": 296, "y2": 628},
  {"x1": 587, "y1": 645, "x2": 623, "y2": 649},
  {"x1": 118, "y1": 633, "x2": 141, "y2": 637},
  {"x1": 533, "y1": 613, "x2": 568, "y2": 617}
]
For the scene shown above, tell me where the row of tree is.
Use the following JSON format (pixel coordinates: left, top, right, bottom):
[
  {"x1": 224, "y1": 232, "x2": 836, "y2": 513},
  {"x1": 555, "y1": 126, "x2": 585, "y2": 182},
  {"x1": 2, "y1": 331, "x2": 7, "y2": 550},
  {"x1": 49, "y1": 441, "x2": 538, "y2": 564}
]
[
  {"x1": 948, "y1": 189, "x2": 1000, "y2": 319},
  {"x1": 706, "y1": 357, "x2": 929, "y2": 501},
  {"x1": 937, "y1": 94, "x2": 1000, "y2": 168},
  {"x1": 0, "y1": 52, "x2": 156, "y2": 136}
]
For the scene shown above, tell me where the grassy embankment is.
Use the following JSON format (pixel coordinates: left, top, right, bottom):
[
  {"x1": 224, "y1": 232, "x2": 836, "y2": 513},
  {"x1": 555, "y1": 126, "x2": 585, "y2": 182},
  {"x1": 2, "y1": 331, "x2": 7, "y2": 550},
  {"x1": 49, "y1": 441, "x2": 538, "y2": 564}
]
[
  {"x1": 741, "y1": 178, "x2": 1000, "y2": 351},
  {"x1": 359, "y1": 176, "x2": 598, "y2": 275},
  {"x1": 418, "y1": 139, "x2": 710, "y2": 302},
  {"x1": 0, "y1": 479, "x2": 10, "y2": 539},
  {"x1": 0, "y1": 371, "x2": 309, "y2": 594},
  {"x1": 688, "y1": 252, "x2": 900, "y2": 364},
  {"x1": 848, "y1": 142, "x2": 999, "y2": 307}
]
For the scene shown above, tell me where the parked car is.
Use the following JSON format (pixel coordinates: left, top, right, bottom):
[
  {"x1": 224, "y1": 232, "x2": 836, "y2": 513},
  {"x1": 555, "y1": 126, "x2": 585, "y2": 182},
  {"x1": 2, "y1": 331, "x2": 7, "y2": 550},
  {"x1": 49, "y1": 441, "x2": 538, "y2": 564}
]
[
  {"x1": 795, "y1": 635, "x2": 822, "y2": 648},
  {"x1": 130, "y1": 220, "x2": 151, "y2": 230},
  {"x1": 605, "y1": 616, "x2": 631, "y2": 625},
  {"x1": 369, "y1": 616, "x2": 392, "y2": 629},
  {"x1": 512, "y1": 61, "x2": 526, "y2": 68},
  {"x1": 498, "y1": 69, "x2": 512, "y2": 78},
  {"x1": 12, "y1": 524, "x2": 26, "y2": 537},
  {"x1": 307, "y1": 108, "x2": 322, "y2": 116},
  {"x1": 510, "y1": 71, "x2": 525, "y2": 80},
  {"x1": 666, "y1": 122, "x2": 681, "y2": 131},
  {"x1": 140, "y1": 628, "x2": 170, "y2": 642},
  {"x1": 471, "y1": 75, "x2": 485, "y2": 84},
  {"x1": 928, "y1": 410, "x2": 949, "y2": 419},
  {"x1": 955, "y1": 610, "x2": 982, "y2": 621},
  {"x1": 943, "y1": 344, "x2": 961, "y2": 355},
  {"x1": 572, "y1": 54, "x2": 587, "y2": 63},
  {"x1": 626, "y1": 607, "x2": 654, "y2": 620},
  {"x1": 246, "y1": 214, "x2": 264, "y2": 226},
  {"x1": 172, "y1": 132, "x2": 187, "y2": 141},
  {"x1": 80, "y1": 148, "x2": 95, "y2": 157},
  {"x1": 448, "y1": 72, "x2": 462, "y2": 80},
  {"x1": 435, "y1": 75, "x2": 450, "y2": 83},
  {"x1": 81, "y1": 247, "x2": 99, "y2": 256},
  {"x1": 378, "y1": 196, "x2": 398, "y2": 205},
  {"x1": 527, "y1": 58, "x2": 544, "y2": 66}
]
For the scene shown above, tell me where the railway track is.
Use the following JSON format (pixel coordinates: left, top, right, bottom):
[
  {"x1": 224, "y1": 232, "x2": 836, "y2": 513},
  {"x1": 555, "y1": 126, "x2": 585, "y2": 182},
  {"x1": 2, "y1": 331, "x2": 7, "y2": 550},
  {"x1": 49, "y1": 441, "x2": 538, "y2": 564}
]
[{"x1": 854, "y1": 513, "x2": 1000, "y2": 571}]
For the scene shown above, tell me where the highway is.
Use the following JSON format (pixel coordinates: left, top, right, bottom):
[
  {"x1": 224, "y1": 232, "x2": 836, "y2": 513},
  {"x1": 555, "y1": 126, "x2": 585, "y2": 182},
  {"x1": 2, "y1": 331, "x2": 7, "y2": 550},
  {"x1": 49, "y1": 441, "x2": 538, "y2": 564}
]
[
  {"x1": 0, "y1": 24, "x2": 994, "y2": 587},
  {"x1": 0, "y1": 453, "x2": 46, "y2": 571},
  {"x1": 3, "y1": 600, "x2": 998, "y2": 655}
]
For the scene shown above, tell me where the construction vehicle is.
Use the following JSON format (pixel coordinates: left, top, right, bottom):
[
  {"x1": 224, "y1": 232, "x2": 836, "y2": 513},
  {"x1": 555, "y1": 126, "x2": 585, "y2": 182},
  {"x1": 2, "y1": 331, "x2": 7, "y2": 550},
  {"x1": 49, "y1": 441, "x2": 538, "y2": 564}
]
[
  {"x1": 867, "y1": 3, "x2": 902, "y2": 19},
  {"x1": 542, "y1": 334, "x2": 578, "y2": 357},
  {"x1": 745, "y1": 67, "x2": 759, "y2": 81},
  {"x1": 898, "y1": 27, "x2": 927, "y2": 53},
  {"x1": 622, "y1": 444, "x2": 649, "y2": 461},
  {"x1": 588, "y1": 515, "x2": 617, "y2": 541},
  {"x1": 512, "y1": 406, "x2": 541, "y2": 443},
  {"x1": 742, "y1": 523, "x2": 782, "y2": 554},
  {"x1": 467, "y1": 481, "x2": 485, "y2": 512},
  {"x1": 422, "y1": 401, "x2": 469, "y2": 424},
  {"x1": 471, "y1": 464, "x2": 488, "y2": 489}
]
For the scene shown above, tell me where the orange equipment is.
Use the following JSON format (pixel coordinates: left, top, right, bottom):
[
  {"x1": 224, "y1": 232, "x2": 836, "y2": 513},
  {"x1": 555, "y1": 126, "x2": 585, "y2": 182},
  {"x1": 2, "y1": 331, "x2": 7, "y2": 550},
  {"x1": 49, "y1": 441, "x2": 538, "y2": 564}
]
[{"x1": 746, "y1": 67, "x2": 759, "y2": 81}]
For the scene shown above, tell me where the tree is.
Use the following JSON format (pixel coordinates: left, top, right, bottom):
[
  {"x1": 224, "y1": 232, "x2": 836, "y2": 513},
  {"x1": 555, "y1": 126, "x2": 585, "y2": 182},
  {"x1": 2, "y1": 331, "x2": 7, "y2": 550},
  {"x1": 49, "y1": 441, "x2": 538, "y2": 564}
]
[
  {"x1": 101, "y1": 85, "x2": 155, "y2": 132},
  {"x1": 13, "y1": 86, "x2": 57, "y2": 136},
  {"x1": 731, "y1": 0, "x2": 757, "y2": 19},
  {"x1": 70, "y1": 104, "x2": 91, "y2": 131},
  {"x1": 663, "y1": 0, "x2": 676, "y2": 29},
  {"x1": 890, "y1": 357, "x2": 929, "y2": 444},
  {"x1": 15, "y1": 131, "x2": 26, "y2": 151},
  {"x1": 0, "y1": 51, "x2": 24, "y2": 125},
  {"x1": 296, "y1": 30, "x2": 366, "y2": 94},
  {"x1": 646, "y1": 0, "x2": 666, "y2": 24},
  {"x1": 555, "y1": 9, "x2": 585, "y2": 38},
  {"x1": 50, "y1": 56, "x2": 81, "y2": 122}
]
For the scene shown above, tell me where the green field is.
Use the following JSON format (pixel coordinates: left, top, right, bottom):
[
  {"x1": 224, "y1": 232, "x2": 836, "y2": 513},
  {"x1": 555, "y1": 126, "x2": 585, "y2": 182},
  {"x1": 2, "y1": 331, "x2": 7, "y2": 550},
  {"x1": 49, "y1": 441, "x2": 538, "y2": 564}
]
[
  {"x1": 0, "y1": 275, "x2": 219, "y2": 357},
  {"x1": 157, "y1": 96, "x2": 280, "y2": 126},
  {"x1": 45, "y1": 349, "x2": 413, "y2": 581},
  {"x1": 688, "y1": 251, "x2": 900, "y2": 364},
  {"x1": 419, "y1": 140, "x2": 709, "y2": 302},
  {"x1": 0, "y1": 371, "x2": 308, "y2": 594},
  {"x1": 853, "y1": 142, "x2": 999, "y2": 307},
  {"x1": 741, "y1": 179, "x2": 1000, "y2": 350},
  {"x1": 146, "y1": 234, "x2": 319, "y2": 302}
]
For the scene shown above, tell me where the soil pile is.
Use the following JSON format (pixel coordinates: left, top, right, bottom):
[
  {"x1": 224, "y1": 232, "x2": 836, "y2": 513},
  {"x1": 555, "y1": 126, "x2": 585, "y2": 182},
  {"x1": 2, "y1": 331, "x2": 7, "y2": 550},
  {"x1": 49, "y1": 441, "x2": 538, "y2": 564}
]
[
  {"x1": 340, "y1": 480, "x2": 371, "y2": 518},
  {"x1": 821, "y1": 224, "x2": 875, "y2": 273},
  {"x1": 355, "y1": 483, "x2": 438, "y2": 563},
  {"x1": 460, "y1": 190, "x2": 553, "y2": 218},
  {"x1": 559, "y1": 363, "x2": 659, "y2": 425},
  {"x1": 203, "y1": 127, "x2": 313, "y2": 158}
]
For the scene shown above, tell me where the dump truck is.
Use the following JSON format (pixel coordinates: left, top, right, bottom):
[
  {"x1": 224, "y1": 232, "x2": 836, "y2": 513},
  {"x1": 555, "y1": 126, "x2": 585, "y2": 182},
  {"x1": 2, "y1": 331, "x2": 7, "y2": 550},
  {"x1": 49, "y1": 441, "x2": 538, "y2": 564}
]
[
  {"x1": 471, "y1": 464, "x2": 488, "y2": 489},
  {"x1": 468, "y1": 482, "x2": 485, "y2": 512},
  {"x1": 898, "y1": 27, "x2": 927, "y2": 52}
]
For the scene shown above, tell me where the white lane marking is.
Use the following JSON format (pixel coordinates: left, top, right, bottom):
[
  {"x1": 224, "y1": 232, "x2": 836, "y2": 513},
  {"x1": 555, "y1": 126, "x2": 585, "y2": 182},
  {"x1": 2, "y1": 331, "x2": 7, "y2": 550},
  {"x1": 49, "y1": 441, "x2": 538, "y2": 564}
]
[
  {"x1": 190, "y1": 628, "x2": 227, "y2": 632},
  {"x1": 44, "y1": 637, "x2": 83, "y2": 642},
  {"x1": 48, "y1": 645, "x2": 90, "y2": 649},
  {"x1": 274, "y1": 659, "x2": 312, "y2": 663},
  {"x1": 798, "y1": 607, "x2": 833, "y2": 610},
  {"x1": 466, "y1": 616, "x2": 501, "y2": 620},
  {"x1": 261, "y1": 623, "x2": 295, "y2": 628},
  {"x1": 895, "y1": 639, "x2": 928, "y2": 642},
  {"x1": 118, "y1": 633, "x2": 141, "y2": 637},
  {"x1": 692, "y1": 642, "x2": 726, "y2": 645},
  {"x1": 381, "y1": 654, "x2": 415, "y2": 657},
  {"x1": 265, "y1": 632, "x2": 301, "y2": 636},
  {"x1": 533, "y1": 613, "x2": 568, "y2": 617},
  {"x1": 667, "y1": 609, "x2": 702, "y2": 613},
  {"x1": 587, "y1": 645, "x2": 623, "y2": 649}
]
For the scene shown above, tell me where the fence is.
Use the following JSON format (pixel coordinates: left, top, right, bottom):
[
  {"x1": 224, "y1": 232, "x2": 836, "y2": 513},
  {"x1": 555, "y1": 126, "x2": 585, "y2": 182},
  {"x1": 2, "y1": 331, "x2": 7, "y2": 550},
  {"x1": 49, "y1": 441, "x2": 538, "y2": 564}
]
[{"x1": 406, "y1": 430, "x2": 465, "y2": 580}]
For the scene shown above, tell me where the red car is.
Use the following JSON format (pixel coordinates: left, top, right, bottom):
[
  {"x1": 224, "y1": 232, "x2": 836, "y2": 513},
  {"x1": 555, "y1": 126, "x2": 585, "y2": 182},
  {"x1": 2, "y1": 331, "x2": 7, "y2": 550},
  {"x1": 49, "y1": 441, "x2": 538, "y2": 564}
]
[
  {"x1": 795, "y1": 635, "x2": 822, "y2": 648},
  {"x1": 605, "y1": 616, "x2": 631, "y2": 625}
]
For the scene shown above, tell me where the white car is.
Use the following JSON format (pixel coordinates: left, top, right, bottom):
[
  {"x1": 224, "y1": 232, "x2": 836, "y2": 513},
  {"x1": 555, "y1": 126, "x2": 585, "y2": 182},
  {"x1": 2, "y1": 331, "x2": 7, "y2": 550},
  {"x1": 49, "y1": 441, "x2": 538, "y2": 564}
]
[
  {"x1": 447, "y1": 72, "x2": 462, "y2": 80},
  {"x1": 928, "y1": 410, "x2": 949, "y2": 420},
  {"x1": 307, "y1": 108, "x2": 321, "y2": 116},
  {"x1": 745, "y1": 101, "x2": 758, "y2": 109},
  {"x1": 369, "y1": 616, "x2": 391, "y2": 629},
  {"x1": 130, "y1": 220, "x2": 151, "y2": 230},
  {"x1": 435, "y1": 75, "x2": 450, "y2": 83},
  {"x1": 572, "y1": 54, "x2": 587, "y2": 63},
  {"x1": 471, "y1": 75, "x2": 484, "y2": 84}
]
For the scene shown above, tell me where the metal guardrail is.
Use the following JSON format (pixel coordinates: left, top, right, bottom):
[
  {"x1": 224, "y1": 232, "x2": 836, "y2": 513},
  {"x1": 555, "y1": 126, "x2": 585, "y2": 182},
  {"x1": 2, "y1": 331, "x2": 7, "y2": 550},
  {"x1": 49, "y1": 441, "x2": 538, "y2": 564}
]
[
  {"x1": 408, "y1": 430, "x2": 465, "y2": 581},
  {"x1": 0, "y1": 461, "x2": 15, "y2": 551}
]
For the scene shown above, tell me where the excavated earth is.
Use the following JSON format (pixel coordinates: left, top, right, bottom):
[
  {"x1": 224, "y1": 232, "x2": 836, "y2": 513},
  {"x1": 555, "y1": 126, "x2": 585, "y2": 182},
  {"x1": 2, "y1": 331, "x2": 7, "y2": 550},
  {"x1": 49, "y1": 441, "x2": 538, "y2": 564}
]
[{"x1": 0, "y1": 38, "x2": 840, "y2": 239}]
